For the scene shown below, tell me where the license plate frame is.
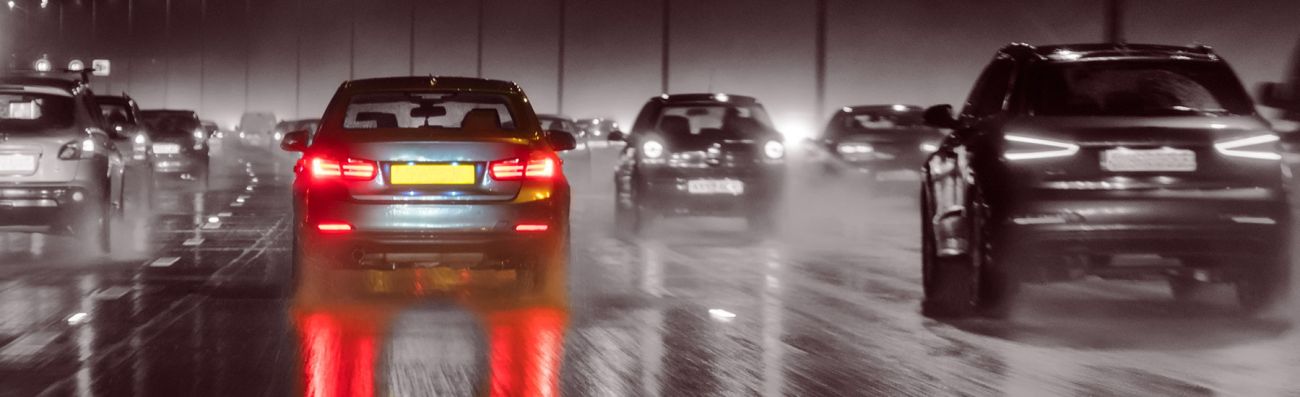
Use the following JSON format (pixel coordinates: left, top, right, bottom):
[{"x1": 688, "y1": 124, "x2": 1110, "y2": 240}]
[
  {"x1": 1101, "y1": 148, "x2": 1196, "y2": 172},
  {"x1": 686, "y1": 178, "x2": 745, "y2": 195},
  {"x1": 390, "y1": 163, "x2": 477, "y2": 185},
  {"x1": 0, "y1": 153, "x2": 36, "y2": 173},
  {"x1": 152, "y1": 143, "x2": 181, "y2": 155}
]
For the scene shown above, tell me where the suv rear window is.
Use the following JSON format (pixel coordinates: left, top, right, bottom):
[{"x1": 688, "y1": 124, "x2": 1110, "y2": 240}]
[
  {"x1": 142, "y1": 113, "x2": 201, "y2": 136},
  {"x1": 0, "y1": 93, "x2": 74, "y2": 131},
  {"x1": 342, "y1": 91, "x2": 518, "y2": 131},
  {"x1": 1029, "y1": 60, "x2": 1254, "y2": 116},
  {"x1": 653, "y1": 104, "x2": 773, "y2": 142}
]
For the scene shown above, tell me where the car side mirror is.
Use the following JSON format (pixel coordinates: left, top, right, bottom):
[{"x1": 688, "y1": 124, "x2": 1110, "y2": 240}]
[
  {"x1": 1257, "y1": 82, "x2": 1299, "y2": 110},
  {"x1": 923, "y1": 105, "x2": 958, "y2": 129},
  {"x1": 546, "y1": 130, "x2": 578, "y2": 151},
  {"x1": 280, "y1": 130, "x2": 309, "y2": 152},
  {"x1": 607, "y1": 130, "x2": 625, "y2": 142}
]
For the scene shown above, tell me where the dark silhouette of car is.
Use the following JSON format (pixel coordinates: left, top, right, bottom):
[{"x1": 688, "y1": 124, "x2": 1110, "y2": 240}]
[
  {"x1": 919, "y1": 43, "x2": 1289, "y2": 317},
  {"x1": 612, "y1": 93, "x2": 785, "y2": 235},
  {"x1": 140, "y1": 109, "x2": 211, "y2": 187},
  {"x1": 812, "y1": 104, "x2": 944, "y2": 182}
]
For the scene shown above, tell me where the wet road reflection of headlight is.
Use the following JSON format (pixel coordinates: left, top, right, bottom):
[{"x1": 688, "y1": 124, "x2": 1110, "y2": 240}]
[
  {"x1": 764, "y1": 140, "x2": 785, "y2": 159},
  {"x1": 837, "y1": 143, "x2": 873, "y2": 154}
]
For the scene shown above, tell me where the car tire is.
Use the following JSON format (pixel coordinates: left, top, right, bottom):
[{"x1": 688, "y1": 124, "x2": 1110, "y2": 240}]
[
  {"x1": 969, "y1": 188, "x2": 1017, "y2": 318},
  {"x1": 1236, "y1": 256, "x2": 1288, "y2": 313},
  {"x1": 517, "y1": 229, "x2": 568, "y2": 295},
  {"x1": 920, "y1": 186, "x2": 977, "y2": 318},
  {"x1": 81, "y1": 200, "x2": 112, "y2": 255}
]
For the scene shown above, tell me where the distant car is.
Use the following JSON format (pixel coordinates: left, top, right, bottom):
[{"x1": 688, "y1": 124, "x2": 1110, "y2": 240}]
[
  {"x1": 281, "y1": 76, "x2": 576, "y2": 288},
  {"x1": 919, "y1": 43, "x2": 1290, "y2": 318},
  {"x1": 238, "y1": 111, "x2": 277, "y2": 148},
  {"x1": 141, "y1": 109, "x2": 211, "y2": 186},
  {"x1": 813, "y1": 105, "x2": 944, "y2": 182},
  {"x1": 612, "y1": 93, "x2": 785, "y2": 234},
  {"x1": 200, "y1": 120, "x2": 221, "y2": 139},
  {"x1": 273, "y1": 118, "x2": 321, "y2": 144},
  {"x1": 576, "y1": 117, "x2": 620, "y2": 147},
  {"x1": 538, "y1": 114, "x2": 591, "y2": 181},
  {"x1": 96, "y1": 94, "x2": 156, "y2": 204},
  {"x1": 0, "y1": 74, "x2": 127, "y2": 254}
]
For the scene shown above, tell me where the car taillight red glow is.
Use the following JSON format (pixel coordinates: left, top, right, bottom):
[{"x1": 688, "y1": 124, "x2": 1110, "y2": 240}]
[
  {"x1": 317, "y1": 222, "x2": 353, "y2": 233},
  {"x1": 514, "y1": 223, "x2": 549, "y2": 232},
  {"x1": 310, "y1": 157, "x2": 377, "y2": 181},
  {"x1": 489, "y1": 152, "x2": 559, "y2": 181}
]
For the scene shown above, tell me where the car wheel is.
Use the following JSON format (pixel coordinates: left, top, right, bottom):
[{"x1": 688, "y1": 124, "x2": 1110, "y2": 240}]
[
  {"x1": 970, "y1": 189, "x2": 1017, "y2": 317},
  {"x1": 1237, "y1": 256, "x2": 1288, "y2": 313},
  {"x1": 920, "y1": 187, "x2": 979, "y2": 318},
  {"x1": 517, "y1": 230, "x2": 568, "y2": 296},
  {"x1": 1169, "y1": 277, "x2": 1211, "y2": 303},
  {"x1": 81, "y1": 200, "x2": 112, "y2": 255}
]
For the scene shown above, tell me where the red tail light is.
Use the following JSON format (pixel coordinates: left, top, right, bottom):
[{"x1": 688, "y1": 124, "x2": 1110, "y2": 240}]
[
  {"x1": 514, "y1": 223, "x2": 549, "y2": 232},
  {"x1": 310, "y1": 157, "x2": 377, "y2": 181},
  {"x1": 317, "y1": 222, "x2": 353, "y2": 233},
  {"x1": 489, "y1": 152, "x2": 559, "y2": 181}
]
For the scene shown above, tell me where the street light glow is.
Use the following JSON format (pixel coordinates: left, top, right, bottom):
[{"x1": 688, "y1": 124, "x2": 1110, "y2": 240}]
[{"x1": 7, "y1": 1, "x2": 15, "y2": 10}]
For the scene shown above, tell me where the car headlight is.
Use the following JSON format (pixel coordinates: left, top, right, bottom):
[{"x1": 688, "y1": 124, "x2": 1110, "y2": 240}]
[
  {"x1": 134, "y1": 134, "x2": 147, "y2": 145},
  {"x1": 273, "y1": 132, "x2": 284, "y2": 141},
  {"x1": 1214, "y1": 134, "x2": 1281, "y2": 160},
  {"x1": 642, "y1": 140, "x2": 665, "y2": 159},
  {"x1": 919, "y1": 143, "x2": 939, "y2": 152},
  {"x1": 1003, "y1": 134, "x2": 1078, "y2": 161},
  {"x1": 193, "y1": 128, "x2": 205, "y2": 140},
  {"x1": 764, "y1": 140, "x2": 785, "y2": 159},
  {"x1": 837, "y1": 143, "x2": 873, "y2": 154}
]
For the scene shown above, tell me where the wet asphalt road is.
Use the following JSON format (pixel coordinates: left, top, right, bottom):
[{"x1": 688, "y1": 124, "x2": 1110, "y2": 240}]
[{"x1": 2, "y1": 143, "x2": 1300, "y2": 396}]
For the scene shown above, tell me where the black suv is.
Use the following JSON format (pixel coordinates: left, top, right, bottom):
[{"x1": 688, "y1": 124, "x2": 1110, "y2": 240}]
[
  {"x1": 140, "y1": 109, "x2": 211, "y2": 186},
  {"x1": 813, "y1": 104, "x2": 944, "y2": 181},
  {"x1": 919, "y1": 43, "x2": 1290, "y2": 317},
  {"x1": 612, "y1": 94, "x2": 785, "y2": 234}
]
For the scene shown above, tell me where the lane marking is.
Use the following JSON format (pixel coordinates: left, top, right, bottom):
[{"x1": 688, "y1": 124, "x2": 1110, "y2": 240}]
[
  {"x1": 92, "y1": 286, "x2": 131, "y2": 301},
  {"x1": 217, "y1": 212, "x2": 233, "y2": 217},
  {"x1": 0, "y1": 332, "x2": 60, "y2": 363},
  {"x1": 149, "y1": 257, "x2": 180, "y2": 267},
  {"x1": 201, "y1": 222, "x2": 221, "y2": 230},
  {"x1": 182, "y1": 237, "x2": 204, "y2": 246}
]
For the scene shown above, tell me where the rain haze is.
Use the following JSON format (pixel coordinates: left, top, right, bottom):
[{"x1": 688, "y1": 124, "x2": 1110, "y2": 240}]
[{"x1": 2, "y1": 0, "x2": 1300, "y2": 395}]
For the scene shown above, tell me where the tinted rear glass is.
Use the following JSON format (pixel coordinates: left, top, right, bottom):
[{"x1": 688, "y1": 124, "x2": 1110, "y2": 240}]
[
  {"x1": 99, "y1": 102, "x2": 135, "y2": 124},
  {"x1": 142, "y1": 113, "x2": 200, "y2": 136},
  {"x1": 652, "y1": 104, "x2": 773, "y2": 142},
  {"x1": 842, "y1": 111, "x2": 924, "y2": 131},
  {"x1": 0, "y1": 92, "x2": 74, "y2": 132},
  {"x1": 1028, "y1": 60, "x2": 1254, "y2": 116},
  {"x1": 539, "y1": 118, "x2": 577, "y2": 134},
  {"x1": 342, "y1": 91, "x2": 518, "y2": 131}
]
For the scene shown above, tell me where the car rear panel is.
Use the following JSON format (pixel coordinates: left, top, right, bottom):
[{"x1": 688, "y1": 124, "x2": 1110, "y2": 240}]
[{"x1": 0, "y1": 128, "x2": 84, "y2": 183}]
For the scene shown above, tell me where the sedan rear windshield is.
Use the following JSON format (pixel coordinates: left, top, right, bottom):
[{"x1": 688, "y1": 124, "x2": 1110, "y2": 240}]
[
  {"x1": 341, "y1": 91, "x2": 519, "y2": 131},
  {"x1": 0, "y1": 93, "x2": 74, "y2": 132},
  {"x1": 652, "y1": 104, "x2": 773, "y2": 142},
  {"x1": 841, "y1": 111, "x2": 924, "y2": 131},
  {"x1": 539, "y1": 117, "x2": 578, "y2": 134},
  {"x1": 1028, "y1": 60, "x2": 1254, "y2": 116}
]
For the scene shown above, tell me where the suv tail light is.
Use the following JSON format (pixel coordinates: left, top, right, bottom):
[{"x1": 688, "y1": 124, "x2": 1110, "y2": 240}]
[
  {"x1": 489, "y1": 152, "x2": 559, "y2": 181},
  {"x1": 58, "y1": 139, "x2": 96, "y2": 160},
  {"x1": 310, "y1": 156, "x2": 377, "y2": 181}
]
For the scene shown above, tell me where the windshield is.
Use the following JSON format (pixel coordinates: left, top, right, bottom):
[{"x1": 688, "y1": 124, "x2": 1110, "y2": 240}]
[
  {"x1": 842, "y1": 111, "x2": 925, "y2": 131},
  {"x1": 142, "y1": 114, "x2": 201, "y2": 136},
  {"x1": 99, "y1": 102, "x2": 136, "y2": 125},
  {"x1": 1029, "y1": 60, "x2": 1254, "y2": 116},
  {"x1": 539, "y1": 117, "x2": 578, "y2": 134},
  {"x1": 653, "y1": 104, "x2": 773, "y2": 141},
  {"x1": 0, "y1": 93, "x2": 74, "y2": 132},
  {"x1": 342, "y1": 91, "x2": 518, "y2": 131}
]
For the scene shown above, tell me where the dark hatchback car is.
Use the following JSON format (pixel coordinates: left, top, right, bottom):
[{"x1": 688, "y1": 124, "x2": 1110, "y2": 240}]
[
  {"x1": 0, "y1": 74, "x2": 126, "y2": 253},
  {"x1": 280, "y1": 76, "x2": 576, "y2": 288},
  {"x1": 814, "y1": 105, "x2": 944, "y2": 181},
  {"x1": 612, "y1": 93, "x2": 785, "y2": 234},
  {"x1": 140, "y1": 109, "x2": 211, "y2": 186},
  {"x1": 919, "y1": 43, "x2": 1290, "y2": 317}
]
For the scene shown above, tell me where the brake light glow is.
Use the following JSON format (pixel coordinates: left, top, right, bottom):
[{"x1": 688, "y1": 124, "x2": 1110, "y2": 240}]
[
  {"x1": 490, "y1": 153, "x2": 559, "y2": 181},
  {"x1": 310, "y1": 157, "x2": 377, "y2": 180},
  {"x1": 1003, "y1": 134, "x2": 1079, "y2": 161},
  {"x1": 514, "y1": 223, "x2": 549, "y2": 232},
  {"x1": 316, "y1": 222, "x2": 353, "y2": 233},
  {"x1": 1215, "y1": 134, "x2": 1281, "y2": 160}
]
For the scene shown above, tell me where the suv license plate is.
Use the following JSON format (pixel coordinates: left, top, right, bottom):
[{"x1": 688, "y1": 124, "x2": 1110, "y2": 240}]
[
  {"x1": 0, "y1": 154, "x2": 36, "y2": 172},
  {"x1": 686, "y1": 179, "x2": 744, "y2": 195},
  {"x1": 1101, "y1": 148, "x2": 1196, "y2": 172}
]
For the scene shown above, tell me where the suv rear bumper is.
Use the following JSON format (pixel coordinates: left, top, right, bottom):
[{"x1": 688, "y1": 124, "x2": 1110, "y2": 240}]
[
  {"x1": 0, "y1": 184, "x2": 101, "y2": 228},
  {"x1": 634, "y1": 170, "x2": 783, "y2": 216}
]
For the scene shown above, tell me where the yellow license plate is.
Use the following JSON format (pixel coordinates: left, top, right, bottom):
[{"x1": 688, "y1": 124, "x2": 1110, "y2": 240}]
[{"x1": 390, "y1": 164, "x2": 476, "y2": 185}]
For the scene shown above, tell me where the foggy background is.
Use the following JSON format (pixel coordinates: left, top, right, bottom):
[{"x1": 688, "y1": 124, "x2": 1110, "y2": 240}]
[{"x1": 2, "y1": 0, "x2": 1298, "y2": 136}]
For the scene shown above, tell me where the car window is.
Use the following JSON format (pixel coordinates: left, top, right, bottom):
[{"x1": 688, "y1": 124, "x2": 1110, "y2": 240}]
[
  {"x1": 654, "y1": 104, "x2": 773, "y2": 138},
  {"x1": 539, "y1": 118, "x2": 577, "y2": 134},
  {"x1": 842, "y1": 111, "x2": 925, "y2": 131},
  {"x1": 0, "y1": 92, "x2": 75, "y2": 132},
  {"x1": 341, "y1": 91, "x2": 518, "y2": 131},
  {"x1": 99, "y1": 102, "x2": 136, "y2": 124},
  {"x1": 143, "y1": 114, "x2": 201, "y2": 136},
  {"x1": 1028, "y1": 60, "x2": 1254, "y2": 116},
  {"x1": 962, "y1": 57, "x2": 1015, "y2": 118}
]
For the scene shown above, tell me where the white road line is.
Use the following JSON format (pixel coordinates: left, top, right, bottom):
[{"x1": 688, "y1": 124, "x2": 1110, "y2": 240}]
[
  {"x1": 182, "y1": 237, "x2": 204, "y2": 246},
  {"x1": 92, "y1": 286, "x2": 131, "y2": 301}
]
